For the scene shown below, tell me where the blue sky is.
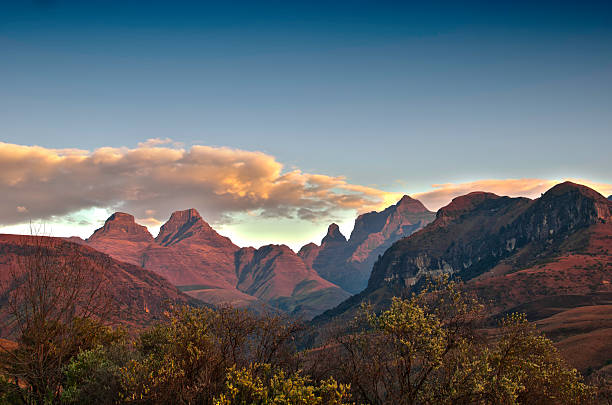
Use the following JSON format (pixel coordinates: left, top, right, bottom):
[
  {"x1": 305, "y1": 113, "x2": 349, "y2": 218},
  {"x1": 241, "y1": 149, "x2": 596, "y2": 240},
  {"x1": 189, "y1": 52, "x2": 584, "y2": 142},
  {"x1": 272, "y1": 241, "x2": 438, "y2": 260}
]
[{"x1": 1, "y1": 1, "x2": 611, "y2": 248}]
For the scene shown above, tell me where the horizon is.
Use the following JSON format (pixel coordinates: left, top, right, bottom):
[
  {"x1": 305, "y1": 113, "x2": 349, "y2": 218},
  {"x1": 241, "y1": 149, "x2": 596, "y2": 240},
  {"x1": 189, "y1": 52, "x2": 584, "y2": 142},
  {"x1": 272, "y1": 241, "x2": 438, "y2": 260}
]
[
  {"x1": 1, "y1": 1, "x2": 612, "y2": 249},
  {"x1": 1, "y1": 166, "x2": 609, "y2": 251}
]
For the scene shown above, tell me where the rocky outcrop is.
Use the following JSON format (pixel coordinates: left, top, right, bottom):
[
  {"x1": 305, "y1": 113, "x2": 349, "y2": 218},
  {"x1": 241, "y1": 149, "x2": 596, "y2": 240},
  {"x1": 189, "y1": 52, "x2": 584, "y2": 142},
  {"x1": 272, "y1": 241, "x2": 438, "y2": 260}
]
[
  {"x1": 299, "y1": 196, "x2": 435, "y2": 293},
  {"x1": 297, "y1": 243, "x2": 320, "y2": 268},
  {"x1": 89, "y1": 212, "x2": 154, "y2": 243},
  {"x1": 88, "y1": 212, "x2": 155, "y2": 265},
  {"x1": 368, "y1": 182, "x2": 611, "y2": 294},
  {"x1": 155, "y1": 209, "x2": 234, "y2": 248}
]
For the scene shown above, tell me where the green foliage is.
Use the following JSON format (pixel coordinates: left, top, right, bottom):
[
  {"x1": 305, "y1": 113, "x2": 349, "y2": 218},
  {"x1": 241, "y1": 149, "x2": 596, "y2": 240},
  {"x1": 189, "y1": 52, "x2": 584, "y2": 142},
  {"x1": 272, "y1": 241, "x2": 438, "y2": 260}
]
[
  {"x1": 0, "y1": 375, "x2": 24, "y2": 405},
  {"x1": 322, "y1": 276, "x2": 596, "y2": 404},
  {"x1": 0, "y1": 275, "x2": 600, "y2": 404},
  {"x1": 481, "y1": 313, "x2": 596, "y2": 404},
  {"x1": 214, "y1": 363, "x2": 352, "y2": 405},
  {"x1": 61, "y1": 342, "x2": 131, "y2": 405},
  {"x1": 0, "y1": 319, "x2": 125, "y2": 405},
  {"x1": 118, "y1": 306, "x2": 303, "y2": 404}
]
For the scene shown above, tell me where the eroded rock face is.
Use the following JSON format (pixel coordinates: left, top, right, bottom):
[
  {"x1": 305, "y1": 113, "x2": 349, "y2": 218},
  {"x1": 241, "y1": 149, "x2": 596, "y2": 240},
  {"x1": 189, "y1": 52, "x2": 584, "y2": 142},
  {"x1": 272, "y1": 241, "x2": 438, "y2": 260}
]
[
  {"x1": 299, "y1": 196, "x2": 435, "y2": 294},
  {"x1": 155, "y1": 209, "x2": 233, "y2": 248},
  {"x1": 369, "y1": 182, "x2": 612, "y2": 292},
  {"x1": 297, "y1": 243, "x2": 320, "y2": 268},
  {"x1": 88, "y1": 212, "x2": 156, "y2": 265},
  {"x1": 89, "y1": 212, "x2": 154, "y2": 243}
]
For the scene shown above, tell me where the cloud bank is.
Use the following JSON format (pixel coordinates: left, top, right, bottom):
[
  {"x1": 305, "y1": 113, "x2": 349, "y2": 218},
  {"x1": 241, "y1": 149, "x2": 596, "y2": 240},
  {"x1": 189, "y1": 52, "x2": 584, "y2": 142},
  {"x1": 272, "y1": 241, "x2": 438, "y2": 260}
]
[
  {"x1": 0, "y1": 140, "x2": 400, "y2": 227},
  {"x1": 2, "y1": 140, "x2": 610, "y2": 237}
]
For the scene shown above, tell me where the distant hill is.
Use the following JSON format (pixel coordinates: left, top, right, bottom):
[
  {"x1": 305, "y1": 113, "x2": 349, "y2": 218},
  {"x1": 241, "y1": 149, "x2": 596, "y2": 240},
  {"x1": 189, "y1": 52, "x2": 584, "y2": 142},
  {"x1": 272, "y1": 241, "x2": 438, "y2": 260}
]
[
  {"x1": 0, "y1": 234, "x2": 196, "y2": 336},
  {"x1": 316, "y1": 182, "x2": 612, "y2": 375},
  {"x1": 298, "y1": 195, "x2": 435, "y2": 293}
]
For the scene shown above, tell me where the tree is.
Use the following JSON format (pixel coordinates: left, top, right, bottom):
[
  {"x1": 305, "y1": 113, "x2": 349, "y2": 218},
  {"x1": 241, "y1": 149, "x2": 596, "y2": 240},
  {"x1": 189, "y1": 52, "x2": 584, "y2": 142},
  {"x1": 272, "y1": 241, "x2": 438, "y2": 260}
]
[
  {"x1": 119, "y1": 305, "x2": 304, "y2": 404},
  {"x1": 314, "y1": 276, "x2": 595, "y2": 404},
  {"x1": 0, "y1": 236, "x2": 113, "y2": 404}
]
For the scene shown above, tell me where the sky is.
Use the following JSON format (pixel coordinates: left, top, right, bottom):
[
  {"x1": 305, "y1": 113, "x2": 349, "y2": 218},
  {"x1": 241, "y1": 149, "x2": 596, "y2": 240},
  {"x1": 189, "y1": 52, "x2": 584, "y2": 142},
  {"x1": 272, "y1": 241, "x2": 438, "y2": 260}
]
[{"x1": 1, "y1": 1, "x2": 611, "y2": 250}]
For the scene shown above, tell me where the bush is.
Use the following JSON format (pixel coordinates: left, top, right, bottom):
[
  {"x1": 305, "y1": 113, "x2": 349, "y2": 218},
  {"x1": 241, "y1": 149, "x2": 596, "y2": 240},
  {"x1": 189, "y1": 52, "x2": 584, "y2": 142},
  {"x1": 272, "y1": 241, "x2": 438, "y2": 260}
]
[
  {"x1": 214, "y1": 363, "x2": 352, "y2": 405},
  {"x1": 61, "y1": 342, "x2": 132, "y2": 405},
  {"x1": 315, "y1": 276, "x2": 596, "y2": 404},
  {"x1": 119, "y1": 306, "x2": 304, "y2": 404}
]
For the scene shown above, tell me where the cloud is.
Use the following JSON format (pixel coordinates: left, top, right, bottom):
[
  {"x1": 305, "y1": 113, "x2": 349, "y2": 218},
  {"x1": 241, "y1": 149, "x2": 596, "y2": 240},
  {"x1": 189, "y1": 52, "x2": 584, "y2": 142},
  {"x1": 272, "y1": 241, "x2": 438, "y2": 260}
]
[
  {"x1": 0, "y1": 140, "x2": 398, "y2": 227},
  {"x1": 413, "y1": 178, "x2": 612, "y2": 211}
]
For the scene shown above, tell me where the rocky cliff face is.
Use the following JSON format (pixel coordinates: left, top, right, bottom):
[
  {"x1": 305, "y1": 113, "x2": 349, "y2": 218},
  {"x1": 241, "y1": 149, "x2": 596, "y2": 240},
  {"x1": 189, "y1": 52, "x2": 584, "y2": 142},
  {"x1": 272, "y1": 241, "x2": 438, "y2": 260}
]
[
  {"x1": 88, "y1": 212, "x2": 155, "y2": 265},
  {"x1": 89, "y1": 212, "x2": 154, "y2": 243},
  {"x1": 368, "y1": 182, "x2": 611, "y2": 294},
  {"x1": 299, "y1": 196, "x2": 435, "y2": 293},
  {"x1": 155, "y1": 209, "x2": 235, "y2": 248},
  {"x1": 86, "y1": 209, "x2": 348, "y2": 318},
  {"x1": 305, "y1": 224, "x2": 352, "y2": 289}
]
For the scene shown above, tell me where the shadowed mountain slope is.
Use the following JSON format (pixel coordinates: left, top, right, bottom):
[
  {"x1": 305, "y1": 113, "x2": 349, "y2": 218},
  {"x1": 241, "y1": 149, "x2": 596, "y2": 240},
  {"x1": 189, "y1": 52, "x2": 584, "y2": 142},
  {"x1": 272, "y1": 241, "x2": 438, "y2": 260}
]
[
  {"x1": 315, "y1": 182, "x2": 612, "y2": 375},
  {"x1": 299, "y1": 195, "x2": 435, "y2": 293}
]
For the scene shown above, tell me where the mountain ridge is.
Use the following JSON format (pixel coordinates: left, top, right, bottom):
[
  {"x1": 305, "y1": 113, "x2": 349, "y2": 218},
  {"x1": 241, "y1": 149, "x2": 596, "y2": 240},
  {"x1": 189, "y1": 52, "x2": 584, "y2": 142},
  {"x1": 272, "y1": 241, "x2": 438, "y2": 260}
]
[
  {"x1": 0, "y1": 234, "x2": 196, "y2": 335},
  {"x1": 314, "y1": 182, "x2": 612, "y2": 374},
  {"x1": 299, "y1": 195, "x2": 436, "y2": 293},
  {"x1": 85, "y1": 208, "x2": 349, "y2": 318}
]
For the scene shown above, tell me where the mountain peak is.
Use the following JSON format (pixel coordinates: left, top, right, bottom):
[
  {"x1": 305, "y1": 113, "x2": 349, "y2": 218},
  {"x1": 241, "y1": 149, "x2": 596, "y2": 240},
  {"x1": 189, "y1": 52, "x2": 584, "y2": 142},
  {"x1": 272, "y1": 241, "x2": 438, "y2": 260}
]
[
  {"x1": 538, "y1": 182, "x2": 612, "y2": 222},
  {"x1": 88, "y1": 212, "x2": 154, "y2": 243},
  {"x1": 544, "y1": 181, "x2": 609, "y2": 202},
  {"x1": 108, "y1": 212, "x2": 135, "y2": 222},
  {"x1": 154, "y1": 209, "x2": 240, "y2": 251},
  {"x1": 321, "y1": 223, "x2": 347, "y2": 245},
  {"x1": 438, "y1": 192, "x2": 500, "y2": 216},
  {"x1": 155, "y1": 208, "x2": 216, "y2": 246},
  {"x1": 396, "y1": 195, "x2": 430, "y2": 213}
]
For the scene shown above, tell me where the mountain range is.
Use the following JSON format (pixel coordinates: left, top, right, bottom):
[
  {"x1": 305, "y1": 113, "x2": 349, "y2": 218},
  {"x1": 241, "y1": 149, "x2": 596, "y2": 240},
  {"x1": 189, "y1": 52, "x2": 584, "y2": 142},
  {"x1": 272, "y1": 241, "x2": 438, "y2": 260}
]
[
  {"x1": 83, "y1": 208, "x2": 350, "y2": 318},
  {"x1": 1, "y1": 182, "x2": 610, "y2": 375},
  {"x1": 76, "y1": 195, "x2": 436, "y2": 318},
  {"x1": 316, "y1": 182, "x2": 612, "y2": 375}
]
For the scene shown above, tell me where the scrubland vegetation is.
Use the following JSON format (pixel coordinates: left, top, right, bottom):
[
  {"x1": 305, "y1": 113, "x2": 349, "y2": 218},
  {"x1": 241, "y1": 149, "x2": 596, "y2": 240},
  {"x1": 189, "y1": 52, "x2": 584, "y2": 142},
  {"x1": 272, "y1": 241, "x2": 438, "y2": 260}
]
[{"x1": 0, "y1": 242, "x2": 603, "y2": 404}]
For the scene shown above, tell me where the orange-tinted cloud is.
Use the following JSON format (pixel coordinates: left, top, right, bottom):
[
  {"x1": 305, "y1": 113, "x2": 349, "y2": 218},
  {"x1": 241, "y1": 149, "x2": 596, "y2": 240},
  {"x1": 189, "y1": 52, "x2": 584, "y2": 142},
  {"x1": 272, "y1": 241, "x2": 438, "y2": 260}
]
[
  {"x1": 0, "y1": 140, "x2": 398, "y2": 227},
  {"x1": 413, "y1": 178, "x2": 612, "y2": 211}
]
